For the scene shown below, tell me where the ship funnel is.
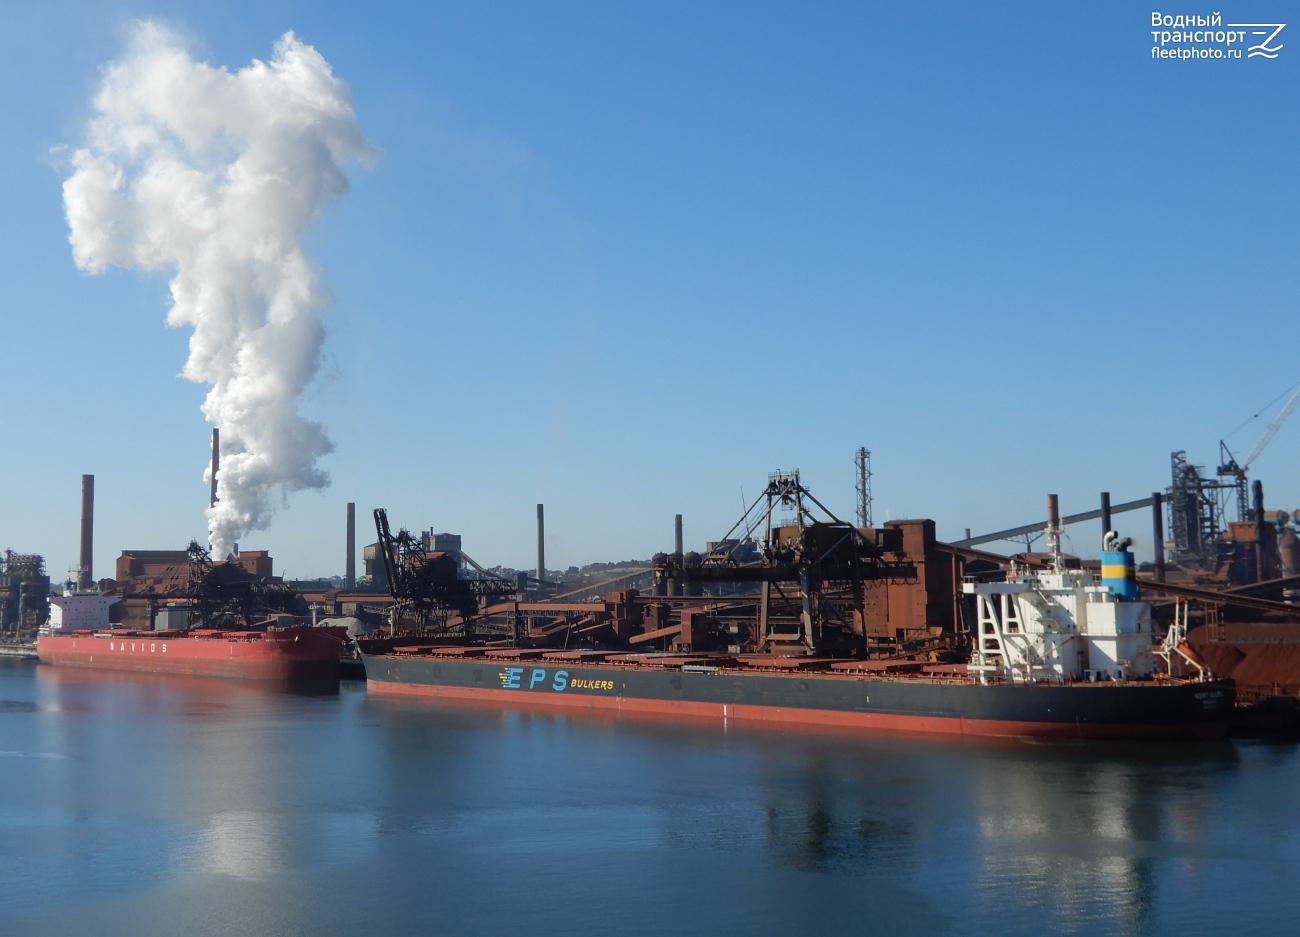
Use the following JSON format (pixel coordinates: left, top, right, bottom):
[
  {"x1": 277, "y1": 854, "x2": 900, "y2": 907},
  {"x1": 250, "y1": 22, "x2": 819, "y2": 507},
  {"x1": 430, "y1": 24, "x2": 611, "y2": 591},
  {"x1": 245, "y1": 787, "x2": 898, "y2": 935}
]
[
  {"x1": 1046, "y1": 494, "x2": 1062, "y2": 568},
  {"x1": 1102, "y1": 539, "x2": 1138, "y2": 601},
  {"x1": 1100, "y1": 492, "x2": 1112, "y2": 548}
]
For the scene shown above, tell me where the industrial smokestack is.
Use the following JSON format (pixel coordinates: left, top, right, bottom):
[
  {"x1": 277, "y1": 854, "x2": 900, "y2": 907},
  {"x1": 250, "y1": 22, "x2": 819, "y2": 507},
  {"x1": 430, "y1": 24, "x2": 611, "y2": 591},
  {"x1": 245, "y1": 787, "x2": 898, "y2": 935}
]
[
  {"x1": 210, "y1": 428, "x2": 219, "y2": 508},
  {"x1": 1254, "y1": 479, "x2": 1267, "y2": 583},
  {"x1": 1100, "y1": 492, "x2": 1112, "y2": 544},
  {"x1": 536, "y1": 504, "x2": 545, "y2": 588},
  {"x1": 1281, "y1": 528, "x2": 1300, "y2": 581},
  {"x1": 671, "y1": 514, "x2": 684, "y2": 597},
  {"x1": 345, "y1": 502, "x2": 356, "y2": 589},
  {"x1": 79, "y1": 474, "x2": 94, "y2": 589},
  {"x1": 1152, "y1": 492, "x2": 1165, "y2": 582}
]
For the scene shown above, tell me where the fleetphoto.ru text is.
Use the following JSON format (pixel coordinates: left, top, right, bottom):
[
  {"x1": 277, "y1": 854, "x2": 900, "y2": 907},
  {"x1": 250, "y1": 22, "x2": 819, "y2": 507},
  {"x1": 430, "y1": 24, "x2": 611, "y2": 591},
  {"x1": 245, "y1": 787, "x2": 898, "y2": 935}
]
[{"x1": 1151, "y1": 11, "x2": 1285, "y2": 59}]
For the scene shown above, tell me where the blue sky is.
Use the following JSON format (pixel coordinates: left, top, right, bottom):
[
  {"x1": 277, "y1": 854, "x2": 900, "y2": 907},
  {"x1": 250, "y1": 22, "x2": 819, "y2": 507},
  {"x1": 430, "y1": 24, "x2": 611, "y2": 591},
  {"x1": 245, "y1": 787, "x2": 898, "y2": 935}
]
[{"x1": 0, "y1": 1, "x2": 1296, "y2": 580}]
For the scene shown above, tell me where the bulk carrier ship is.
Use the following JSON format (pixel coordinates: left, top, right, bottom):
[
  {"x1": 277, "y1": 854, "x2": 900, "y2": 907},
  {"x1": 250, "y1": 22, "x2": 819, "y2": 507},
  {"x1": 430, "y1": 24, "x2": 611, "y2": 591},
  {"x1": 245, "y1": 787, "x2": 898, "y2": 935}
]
[
  {"x1": 361, "y1": 653, "x2": 1229, "y2": 739},
  {"x1": 359, "y1": 478, "x2": 1234, "y2": 740},
  {"x1": 37, "y1": 602, "x2": 345, "y2": 681},
  {"x1": 37, "y1": 544, "x2": 345, "y2": 682}
]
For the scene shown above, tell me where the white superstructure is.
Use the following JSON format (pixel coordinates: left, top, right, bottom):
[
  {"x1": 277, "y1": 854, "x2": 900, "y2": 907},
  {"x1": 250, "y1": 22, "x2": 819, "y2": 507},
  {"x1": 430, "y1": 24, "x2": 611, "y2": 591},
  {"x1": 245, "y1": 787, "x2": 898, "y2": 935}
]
[
  {"x1": 45, "y1": 590, "x2": 120, "y2": 633},
  {"x1": 963, "y1": 563, "x2": 1157, "y2": 684}
]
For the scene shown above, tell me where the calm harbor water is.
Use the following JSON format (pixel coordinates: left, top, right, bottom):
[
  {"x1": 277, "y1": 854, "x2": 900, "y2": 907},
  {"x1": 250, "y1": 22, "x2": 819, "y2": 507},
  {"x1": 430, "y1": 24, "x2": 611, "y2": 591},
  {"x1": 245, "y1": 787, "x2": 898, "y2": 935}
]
[{"x1": 1, "y1": 657, "x2": 1299, "y2": 936}]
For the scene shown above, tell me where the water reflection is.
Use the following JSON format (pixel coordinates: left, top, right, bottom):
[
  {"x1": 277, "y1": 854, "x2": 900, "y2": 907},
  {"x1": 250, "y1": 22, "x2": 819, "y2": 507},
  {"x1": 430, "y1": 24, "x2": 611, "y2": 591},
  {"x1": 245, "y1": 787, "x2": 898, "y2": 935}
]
[
  {"x1": 22, "y1": 665, "x2": 369, "y2": 889},
  {"x1": 964, "y1": 743, "x2": 1236, "y2": 936},
  {"x1": 762, "y1": 800, "x2": 913, "y2": 873},
  {"x1": 191, "y1": 811, "x2": 282, "y2": 881},
  {"x1": 5, "y1": 661, "x2": 1300, "y2": 937}
]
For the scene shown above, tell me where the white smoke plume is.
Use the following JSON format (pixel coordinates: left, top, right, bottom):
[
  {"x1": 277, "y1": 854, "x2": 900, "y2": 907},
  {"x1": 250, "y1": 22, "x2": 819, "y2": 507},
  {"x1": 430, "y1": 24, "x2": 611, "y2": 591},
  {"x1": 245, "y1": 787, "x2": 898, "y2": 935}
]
[{"x1": 62, "y1": 22, "x2": 371, "y2": 557}]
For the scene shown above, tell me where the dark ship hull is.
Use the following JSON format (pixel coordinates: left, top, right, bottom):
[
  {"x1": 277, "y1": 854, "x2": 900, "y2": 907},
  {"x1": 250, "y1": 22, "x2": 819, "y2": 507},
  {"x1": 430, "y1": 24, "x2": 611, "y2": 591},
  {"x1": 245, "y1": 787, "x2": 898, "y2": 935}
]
[{"x1": 361, "y1": 652, "x2": 1233, "y2": 740}]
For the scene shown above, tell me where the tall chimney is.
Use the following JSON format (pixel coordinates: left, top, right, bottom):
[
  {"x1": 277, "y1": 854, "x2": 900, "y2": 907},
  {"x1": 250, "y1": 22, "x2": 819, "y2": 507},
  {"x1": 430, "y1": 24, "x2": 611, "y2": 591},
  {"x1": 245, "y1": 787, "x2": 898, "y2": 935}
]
[
  {"x1": 536, "y1": 504, "x2": 545, "y2": 587},
  {"x1": 1254, "y1": 479, "x2": 1267, "y2": 583},
  {"x1": 209, "y1": 428, "x2": 220, "y2": 508},
  {"x1": 79, "y1": 474, "x2": 94, "y2": 589},
  {"x1": 1152, "y1": 492, "x2": 1165, "y2": 582},
  {"x1": 1100, "y1": 492, "x2": 1112, "y2": 543},
  {"x1": 345, "y1": 502, "x2": 356, "y2": 589},
  {"x1": 671, "y1": 514, "x2": 684, "y2": 597}
]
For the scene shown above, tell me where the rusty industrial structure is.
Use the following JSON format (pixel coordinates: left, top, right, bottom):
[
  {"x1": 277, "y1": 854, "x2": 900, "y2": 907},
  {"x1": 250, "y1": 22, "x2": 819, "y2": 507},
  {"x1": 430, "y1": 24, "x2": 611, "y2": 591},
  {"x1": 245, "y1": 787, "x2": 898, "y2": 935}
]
[
  {"x1": 370, "y1": 508, "x2": 515, "y2": 630},
  {"x1": 652, "y1": 471, "x2": 937, "y2": 655},
  {"x1": 1, "y1": 552, "x2": 49, "y2": 641},
  {"x1": 360, "y1": 471, "x2": 974, "y2": 664},
  {"x1": 182, "y1": 542, "x2": 303, "y2": 629},
  {"x1": 101, "y1": 545, "x2": 300, "y2": 630}
]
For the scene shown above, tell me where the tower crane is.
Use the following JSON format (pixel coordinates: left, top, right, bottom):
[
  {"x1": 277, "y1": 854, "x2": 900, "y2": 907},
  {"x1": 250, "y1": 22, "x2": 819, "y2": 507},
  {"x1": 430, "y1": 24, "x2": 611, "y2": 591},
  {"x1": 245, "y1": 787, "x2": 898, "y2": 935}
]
[
  {"x1": 1243, "y1": 383, "x2": 1300, "y2": 469},
  {"x1": 1218, "y1": 381, "x2": 1300, "y2": 521}
]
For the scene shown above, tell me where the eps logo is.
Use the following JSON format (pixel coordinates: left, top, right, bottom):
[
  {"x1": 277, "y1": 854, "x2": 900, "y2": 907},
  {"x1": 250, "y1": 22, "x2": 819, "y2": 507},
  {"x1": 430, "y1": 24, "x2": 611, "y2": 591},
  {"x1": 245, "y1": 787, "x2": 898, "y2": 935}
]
[{"x1": 499, "y1": 667, "x2": 569, "y2": 691}]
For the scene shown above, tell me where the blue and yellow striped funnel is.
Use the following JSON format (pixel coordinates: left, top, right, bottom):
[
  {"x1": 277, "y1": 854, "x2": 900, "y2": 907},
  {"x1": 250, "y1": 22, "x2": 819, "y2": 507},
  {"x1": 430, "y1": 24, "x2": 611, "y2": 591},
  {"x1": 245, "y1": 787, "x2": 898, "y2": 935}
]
[{"x1": 1101, "y1": 550, "x2": 1137, "y2": 601}]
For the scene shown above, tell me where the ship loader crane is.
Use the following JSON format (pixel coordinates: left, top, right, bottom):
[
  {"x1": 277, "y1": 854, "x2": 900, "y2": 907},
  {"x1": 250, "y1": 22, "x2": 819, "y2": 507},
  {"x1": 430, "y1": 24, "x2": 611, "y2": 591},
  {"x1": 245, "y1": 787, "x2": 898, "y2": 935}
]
[
  {"x1": 373, "y1": 508, "x2": 515, "y2": 632},
  {"x1": 653, "y1": 471, "x2": 917, "y2": 656}
]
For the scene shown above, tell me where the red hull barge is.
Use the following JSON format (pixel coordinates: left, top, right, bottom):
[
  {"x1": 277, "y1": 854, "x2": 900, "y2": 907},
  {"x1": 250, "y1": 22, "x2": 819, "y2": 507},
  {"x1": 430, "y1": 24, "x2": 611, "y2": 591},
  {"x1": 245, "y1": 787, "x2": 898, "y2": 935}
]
[
  {"x1": 38, "y1": 627, "x2": 346, "y2": 682},
  {"x1": 361, "y1": 650, "x2": 1234, "y2": 740}
]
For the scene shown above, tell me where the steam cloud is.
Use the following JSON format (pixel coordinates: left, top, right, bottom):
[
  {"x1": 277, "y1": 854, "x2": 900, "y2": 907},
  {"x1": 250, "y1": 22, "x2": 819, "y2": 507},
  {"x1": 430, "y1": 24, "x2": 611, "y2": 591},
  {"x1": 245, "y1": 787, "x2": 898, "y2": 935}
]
[{"x1": 62, "y1": 22, "x2": 371, "y2": 557}]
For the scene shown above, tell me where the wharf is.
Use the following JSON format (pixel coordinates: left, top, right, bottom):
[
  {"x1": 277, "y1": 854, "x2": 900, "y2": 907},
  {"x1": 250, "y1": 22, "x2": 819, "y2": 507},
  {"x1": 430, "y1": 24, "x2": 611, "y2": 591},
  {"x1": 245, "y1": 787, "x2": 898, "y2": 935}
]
[{"x1": 0, "y1": 644, "x2": 38, "y2": 660}]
